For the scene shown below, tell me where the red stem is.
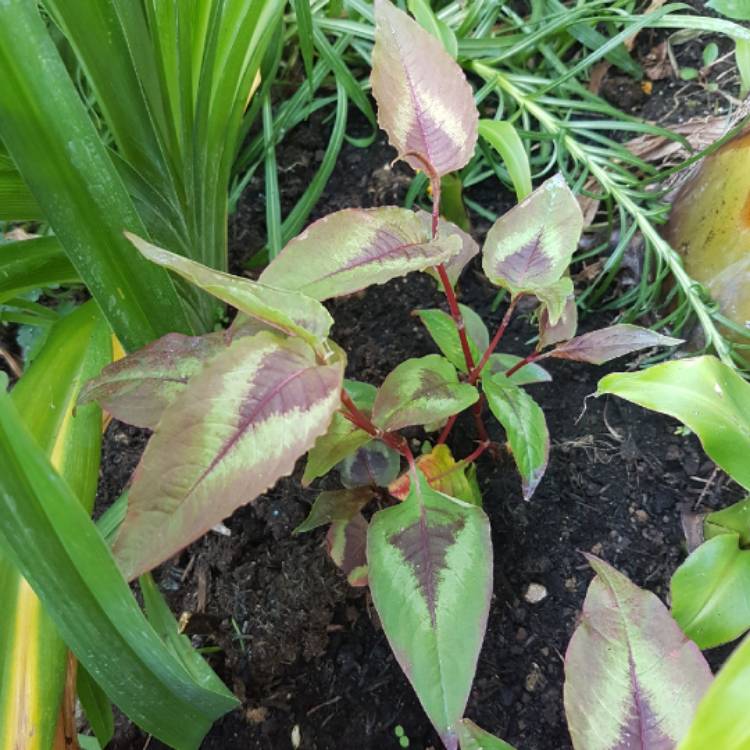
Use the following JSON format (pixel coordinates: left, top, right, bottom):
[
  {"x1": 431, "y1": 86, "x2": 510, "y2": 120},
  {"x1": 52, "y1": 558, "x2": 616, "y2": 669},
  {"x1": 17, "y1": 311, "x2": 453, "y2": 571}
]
[
  {"x1": 504, "y1": 351, "x2": 547, "y2": 379},
  {"x1": 469, "y1": 295, "x2": 520, "y2": 384},
  {"x1": 436, "y1": 414, "x2": 458, "y2": 445},
  {"x1": 460, "y1": 440, "x2": 491, "y2": 466}
]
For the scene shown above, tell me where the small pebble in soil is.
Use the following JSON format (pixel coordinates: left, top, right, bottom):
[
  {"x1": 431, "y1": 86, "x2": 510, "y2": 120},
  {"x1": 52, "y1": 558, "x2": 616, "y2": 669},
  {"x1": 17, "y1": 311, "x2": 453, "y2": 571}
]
[
  {"x1": 291, "y1": 724, "x2": 301, "y2": 749},
  {"x1": 634, "y1": 509, "x2": 649, "y2": 524},
  {"x1": 524, "y1": 583, "x2": 548, "y2": 604},
  {"x1": 525, "y1": 663, "x2": 545, "y2": 693}
]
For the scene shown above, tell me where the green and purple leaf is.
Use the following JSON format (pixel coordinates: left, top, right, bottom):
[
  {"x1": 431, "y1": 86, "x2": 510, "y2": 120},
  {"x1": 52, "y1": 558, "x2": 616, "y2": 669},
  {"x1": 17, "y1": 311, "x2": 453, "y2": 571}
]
[
  {"x1": 483, "y1": 375, "x2": 549, "y2": 500},
  {"x1": 550, "y1": 325, "x2": 682, "y2": 365},
  {"x1": 367, "y1": 469, "x2": 492, "y2": 750},
  {"x1": 294, "y1": 487, "x2": 375, "y2": 534},
  {"x1": 482, "y1": 174, "x2": 583, "y2": 308},
  {"x1": 260, "y1": 207, "x2": 460, "y2": 301},
  {"x1": 327, "y1": 513, "x2": 369, "y2": 587},
  {"x1": 371, "y1": 0, "x2": 478, "y2": 178},
  {"x1": 415, "y1": 305, "x2": 487, "y2": 373},
  {"x1": 419, "y1": 212, "x2": 479, "y2": 287},
  {"x1": 538, "y1": 294, "x2": 578, "y2": 349},
  {"x1": 302, "y1": 380, "x2": 377, "y2": 486},
  {"x1": 564, "y1": 556, "x2": 713, "y2": 750},
  {"x1": 112, "y1": 332, "x2": 345, "y2": 581},
  {"x1": 339, "y1": 440, "x2": 402, "y2": 488},
  {"x1": 79, "y1": 333, "x2": 225, "y2": 429},
  {"x1": 126, "y1": 233, "x2": 333, "y2": 346},
  {"x1": 458, "y1": 719, "x2": 518, "y2": 750},
  {"x1": 372, "y1": 355, "x2": 479, "y2": 432}
]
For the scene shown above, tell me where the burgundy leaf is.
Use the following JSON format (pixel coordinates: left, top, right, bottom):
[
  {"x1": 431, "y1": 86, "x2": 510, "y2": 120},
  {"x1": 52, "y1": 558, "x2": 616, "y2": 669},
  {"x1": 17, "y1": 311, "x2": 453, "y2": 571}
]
[{"x1": 538, "y1": 294, "x2": 578, "y2": 349}]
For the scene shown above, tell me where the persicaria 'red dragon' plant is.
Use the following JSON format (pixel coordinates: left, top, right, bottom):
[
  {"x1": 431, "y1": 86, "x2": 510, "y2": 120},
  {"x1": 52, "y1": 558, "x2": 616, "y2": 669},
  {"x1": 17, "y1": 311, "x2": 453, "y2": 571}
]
[{"x1": 81, "y1": 2, "x2": 681, "y2": 746}]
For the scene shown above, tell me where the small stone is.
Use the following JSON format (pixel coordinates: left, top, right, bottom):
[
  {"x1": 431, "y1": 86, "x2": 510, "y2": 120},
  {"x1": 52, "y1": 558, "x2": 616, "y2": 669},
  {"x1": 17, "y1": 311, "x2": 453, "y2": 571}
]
[
  {"x1": 565, "y1": 577, "x2": 578, "y2": 592},
  {"x1": 291, "y1": 724, "x2": 301, "y2": 749},
  {"x1": 525, "y1": 663, "x2": 544, "y2": 692},
  {"x1": 634, "y1": 509, "x2": 649, "y2": 524},
  {"x1": 245, "y1": 706, "x2": 268, "y2": 724},
  {"x1": 515, "y1": 627, "x2": 528, "y2": 642},
  {"x1": 524, "y1": 583, "x2": 548, "y2": 604}
]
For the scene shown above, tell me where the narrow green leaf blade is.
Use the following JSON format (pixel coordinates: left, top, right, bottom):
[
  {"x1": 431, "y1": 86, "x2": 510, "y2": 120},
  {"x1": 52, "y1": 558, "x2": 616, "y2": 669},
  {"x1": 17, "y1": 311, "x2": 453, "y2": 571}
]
[
  {"x1": 478, "y1": 120, "x2": 532, "y2": 201},
  {"x1": 76, "y1": 666, "x2": 114, "y2": 749},
  {"x1": 367, "y1": 469, "x2": 492, "y2": 750},
  {"x1": 372, "y1": 354, "x2": 479, "y2": 432},
  {"x1": 597, "y1": 356, "x2": 750, "y2": 490},
  {"x1": 707, "y1": 0, "x2": 750, "y2": 20}
]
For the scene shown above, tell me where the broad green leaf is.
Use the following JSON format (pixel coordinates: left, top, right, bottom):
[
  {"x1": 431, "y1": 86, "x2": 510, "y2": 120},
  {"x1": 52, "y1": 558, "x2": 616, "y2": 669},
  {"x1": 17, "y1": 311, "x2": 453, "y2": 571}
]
[
  {"x1": 260, "y1": 207, "x2": 460, "y2": 301},
  {"x1": 704, "y1": 496, "x2": 750, "y2": 545},
  {"x1": 372, "y1": 355, "x2": 479, "y2": 432},
  {"x1": 327, "y1": 513, "x2": 369, "y2": 586},
  {"x1": 482, "y1": 353, "x2": 552, "y2": 386},
  {"x1": 597, "y1": 356, "x2": 750, "y2": 490},
  {"x1": 128, "y1": 233, "x2": 333, "y2": 347},
  {"x1": 0, "y1": 236, "x2": 78, "y2": 304},
  {"x1": 484, "y1": 375, "x2": 549, "y2": 500},
  {"x1": 421, "y1": 212, "x2": 479, "y2": 288},
  {"x1": 550, "y1": 324, "x2": 681, "y2": 365},
  {"x1": 79, "y1": 332, "x2": 226, "y2": 429},
  {"x1": 538, "y1": 294, "x2": 577, "y2": 349},
  {"x1": 339, "y1": 441, "x2": 401, "y2": 488},
  {"x1": 294, "y1": 487, "x2": 375, "y2": 534},
  {"x1": 371, "y1": 0, "x2": 478, "y2": 178},
  {"x1": 458, "y1": 719, "x2": 517, "y2": 750},
  {"x1": 113, "y1": 331, "x2": 345, "y2": 581},
  {"x1": 0, "y1": 302, "x2": 109, "y2": 750},
  {"x1": 0, "y1": 378, "x2": 238, "y2": 749},
  {"x1": 707, "y1": 0, "x2": 750, "y2": 20},
  {"x1": 482, "y1": 174, "x2": 583, "y2": 303},
  {"x1": 478, "y1": 120, "x2": 532, "y2": 201},
  {"x1": 76, "y1": 666, "x2": 113, "y2": 749},
  {"x1": 671, "y1": 533, "x2": 750, "y2": 649},
  {"x1": 415, "y1": 306, "x2": 487, "y2": 373},
  {"x1": 564, "y1": 556, "x2": 712, "y2": 750},
  {"x1": 407, "y1": 0, "x2": 458, "y2": 58},
  {"x1": 367, "y1": 469, "x2": 492, "y2": 750},
  {"x1": 302, "y1": 380, "x2": 377, "y2": 486},
  {"x1": 679, "y1": 633, "x2": 750, "y2": 750},
  {"x1": 389, "y1": 444, "x2": 482, "y2": 506}
]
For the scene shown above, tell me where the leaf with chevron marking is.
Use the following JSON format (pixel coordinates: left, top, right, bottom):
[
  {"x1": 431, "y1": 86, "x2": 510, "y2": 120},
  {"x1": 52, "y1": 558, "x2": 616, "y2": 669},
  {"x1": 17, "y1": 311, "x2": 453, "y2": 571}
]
[
  {"x1": 564, "y1": 556, "x2": 712, "y2": 750},
  {"x1": 79, "y1": 332, "x2": 226, "y2": 429},
  {"x1": 339, "y1": 441, "x2": 402, "y2": 489},
  {"x1": 112, "y1": 332, "x2": 345, "y2": 581},
  {"x1": 372, "y1": 355, "x2": 479, "y2": 432},
  {"x1": 371, "y1": 0, "x2": 478, "y2": 177},
  {"x1": 126, "y1": 233, "x2": 333, "y2": 347},
  {"x1": 260, "y1": 207, "x2": 460, "y2": 300},
  {"x1": 367, "y1": 469, "x2": 492, "y2": 750},
  {"x1": 482, "y1": 175, "x2": 583, "y2": 310}
]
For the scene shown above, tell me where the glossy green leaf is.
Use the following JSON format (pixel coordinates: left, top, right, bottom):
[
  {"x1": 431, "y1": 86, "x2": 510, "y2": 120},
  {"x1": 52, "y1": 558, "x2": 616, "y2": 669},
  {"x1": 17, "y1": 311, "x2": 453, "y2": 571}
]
[
  {"x1": 415, "y1": 305, "x2": 487, "y2": 373},
  {"x1": 671, "y1": 533, "x2": 750, "y2": 649},
  {"x1": 371, "y1": 0, "x2": 478, "y2": 178},
  {"x1": 113, "y1": 332, "x2": 345, "y2": 581},
  {"x1": 549, "y1": 325, "x2": 682, "y2": 365},
  {"x1": 260, "y1": 207, "x2": 460, "y2": 301},
  {"x1": 484, "y1": 375, "x2": 549, "y2": 500},
  {"x1": 372, "y1": 355, "x2": 479, "y2": 432},
  {"x1": 0, "y1": 236, "x2": 78, "y2": 305},
  {"x1": 482, "y1": 353, "x2": 552, "y2": 386},
  {"x1": 458, "y1": 719, "x2": 517, "y2": 750},
  {"x1": 79, "y1": 332, "x2": 226, "y2": 429},
  {"x1": 294, "y1": 487, "x2": 375, "y2": 534},
  {"x1": 302, "y1": 380, "x2": 376, "y2": 485},
  {"x1": 478, "y1": 120, "x2": 532, "y2": 201},
  {"x1": 0, "y1": 147, "x2": 41, "y2": 220},
  {"x1": 597, "y1": 356, "x2": 750, "y2": 489},
  {"x1": 339, "y1": 441, "x2": 402, "y2": 489},
  {"x1": 367, "y1": 469, "x2": 492, "y2": 750},
  {"x1": 704, "y1": 496, "x2": 750, "y2": 545},
  {"x1": 0, "y1": 377, "x2": 238, "y2": 748},
  {"x1": 679, "y1": 633, "x2": 750, "y2": 750},
  {"x1": 128, "y1": 233, "x2": 333, "y2": 347},
  {"x1": 707, "y1": 0, "x2": 750, "y2": 20},
  {"x1": 482, "y1": 174, "x2": 583, "y2": 308},
  {"x1": 564, "y1": 556, "x2": 713, "y2": 750},
  {"x1": 76, "y1": 666, "x2": 114, "y2": 749}
]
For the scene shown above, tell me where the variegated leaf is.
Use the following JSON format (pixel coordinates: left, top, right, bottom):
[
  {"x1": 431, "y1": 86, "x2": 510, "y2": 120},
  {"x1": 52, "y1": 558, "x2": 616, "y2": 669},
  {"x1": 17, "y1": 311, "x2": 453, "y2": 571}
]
[
  {"x1": 112, "y1": 332, "x2": 345, "y2": 581},
  {"x1": 389, "y1": 444, "x2": 481, "y2": 506},
  {"x1": 482, "y1": 353, "x2": 552, "y2": 386},
  {"x1": 339, "y1": 440, "x2": 401, "y2": 488},
  {"x1": 127, "y1": 233, "x2": 333, "y2": 346},
  {"x1": 535, "y1": 276, "x2": 574, "y2": 326},
  {"x1": 539, "y1": 294, "x2": 578, "y2": 349},
  {"x1": 294, "y1": 487, "x2": 375, "y2": 534},
  {"x1": 367, "y1": 469, "x2": 492, "y2": 750},
  {"x1": 79, "y1": 332, "x2": 225, "y2": 429},
  {"x1": 327, "y1": 513, "x2": 369, "y2": 587},
  {"x1": 415, "y1": 305, "x2": 488, "y2": 373},
  {"x1": 458, "y1": 719, "x2": 518, "y2": 750},
  {"x1": 302, "y1": 380, "x2": 377, "y2": 486},
  {"x1": 372, "y1": 355, "x2": 479, "y2": 432},
  {"x1": 564, "y1": 556, "x2": 713, "y2": 750},
  {"x1": 419, "y1": 212, "x2": 480, "y2": 287},
  {"x1": 371, "y1": 0, "x2": 478, "y2": 178},
  {"x1": 550, "y1": 325, "x2": 682, "y2": 365},
  {"x1": 484, "y1": 374, "x2": 549, "y2": 500},
  {"x1": 260, "y1": 207, "x2": 460, "y2": 301},
  {"x1": 482, "y1": 174, "x2": 583, "y2": 301}
]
